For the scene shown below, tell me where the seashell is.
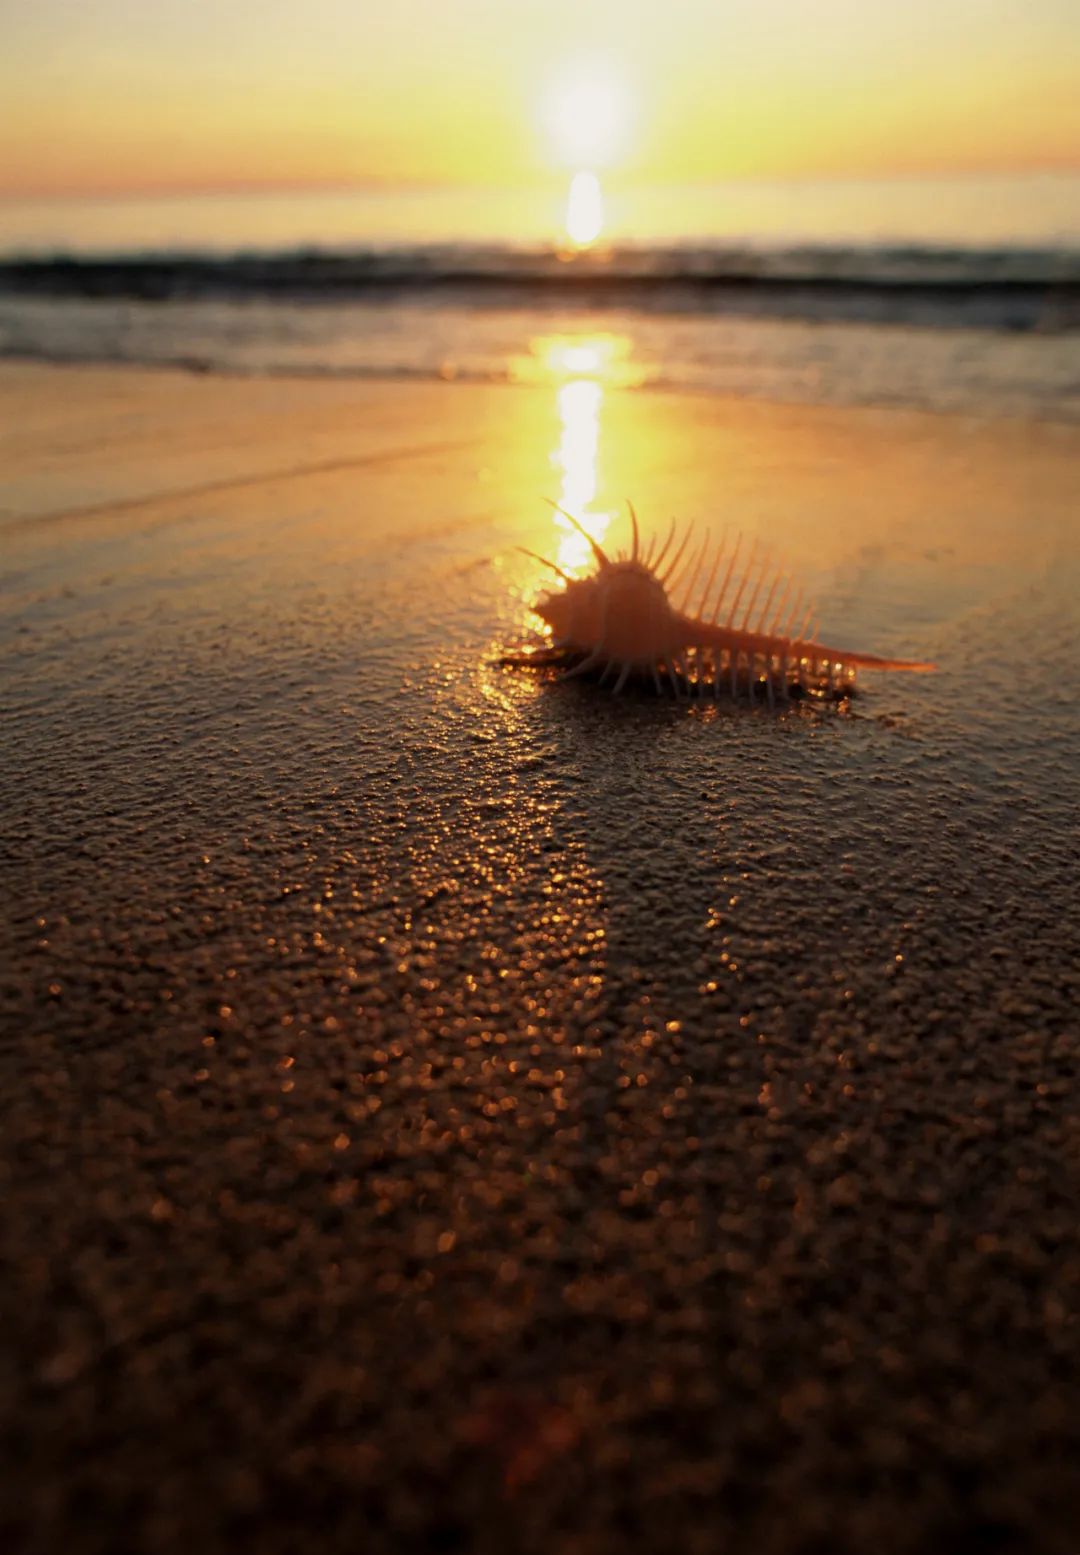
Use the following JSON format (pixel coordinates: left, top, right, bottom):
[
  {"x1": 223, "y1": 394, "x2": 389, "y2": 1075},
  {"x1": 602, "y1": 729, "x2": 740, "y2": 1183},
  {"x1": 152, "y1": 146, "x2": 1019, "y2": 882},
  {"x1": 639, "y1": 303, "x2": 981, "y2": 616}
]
[{"x1": 517, "y1": 501, "x2": 936, "y2": 703}]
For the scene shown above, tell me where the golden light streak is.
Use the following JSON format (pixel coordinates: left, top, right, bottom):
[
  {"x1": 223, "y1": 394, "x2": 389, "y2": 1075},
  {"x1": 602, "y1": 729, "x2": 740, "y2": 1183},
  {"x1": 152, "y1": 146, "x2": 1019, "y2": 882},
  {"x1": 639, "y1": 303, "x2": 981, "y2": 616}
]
[
  {"x1": 553, "y1": 379, "x2": 606, "y2": 573},
  {"x1": 506, "y1": 329, "x2": 637, "y2": 572}
]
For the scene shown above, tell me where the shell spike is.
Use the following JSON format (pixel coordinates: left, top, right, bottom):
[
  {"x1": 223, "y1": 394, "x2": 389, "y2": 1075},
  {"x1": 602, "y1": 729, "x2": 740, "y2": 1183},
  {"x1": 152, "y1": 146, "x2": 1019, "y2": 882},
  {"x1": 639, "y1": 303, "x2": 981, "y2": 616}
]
[
  {"x1": 648, "y1": 517, "x2": 678, "y2": 574},
  {"x1": 710, "y1": 532, "x2": 743, "y2": 623},
  {"x1": 769, "y1": 576, "x2": 792, "y2": 636},
  {"x1": 659, "y1": 520, "x2": 696, "y2": 588},
  {"x1": 696, "y1": 535, "x2": 726, "y2": 621},
  {"x1": 543, "y1": 498, "x2": 610, "y2": 569},
  {"x1": 627, "y1": 499, "x2": 640, "y2": 563},
  {"x1": 726, "y1": 536, "x2": 760, "y2": 627},
  {"x1": 517, "y1": 546, "x2": 574, "y2": 583},
  {"x1": 781, "y1": 587, "x2": 805, "y2": 640},
  {"x1": 560, "y1": 648, "x2": 606, "y2": 681},
  {"x1": 674, "y1": 533, "x2": 710, "y2": 612},
  {"x1": 740, "y1": 549, "x2": 770, "y2": 631},
  {"x1": 755, "y1": 568, "x2": 781, "y2": 633}
]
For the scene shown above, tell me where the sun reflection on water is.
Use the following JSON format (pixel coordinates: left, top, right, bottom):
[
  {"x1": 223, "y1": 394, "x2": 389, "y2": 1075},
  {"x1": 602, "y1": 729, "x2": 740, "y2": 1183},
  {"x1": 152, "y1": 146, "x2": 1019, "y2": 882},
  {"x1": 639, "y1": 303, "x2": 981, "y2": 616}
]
[
  {"x1": 527, "y1": 332, "x2": 642, "y2": 390},
  {"x1": 511, "y1": 331, "x2": 643, "y2": 574},
  {"x1": 553, "y1": 379, "x2": 606, "y2": 570}
]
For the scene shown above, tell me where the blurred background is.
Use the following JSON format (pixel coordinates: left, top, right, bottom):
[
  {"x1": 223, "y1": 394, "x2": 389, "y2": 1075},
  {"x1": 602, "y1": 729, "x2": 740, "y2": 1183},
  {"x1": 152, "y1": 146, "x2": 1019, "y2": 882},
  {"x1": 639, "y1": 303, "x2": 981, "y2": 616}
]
[{"x1": 1, "y1": 0, "x2": 1077, "y2": 426}]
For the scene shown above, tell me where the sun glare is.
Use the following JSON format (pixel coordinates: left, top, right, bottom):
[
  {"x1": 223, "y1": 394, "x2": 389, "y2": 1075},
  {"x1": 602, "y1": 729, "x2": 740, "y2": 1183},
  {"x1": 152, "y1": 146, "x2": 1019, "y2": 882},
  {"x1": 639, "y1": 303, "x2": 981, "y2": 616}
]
[
  {"x1": 543, "y1": 67, "x2": 628, "y2": 170},
  {"x1": 552, "y1": 379, "x2": 610, "y2": 573},
  {"x1": 565, "y1": 170, "x2": 604, "y2": 247},
  {"x1": 542, "y1": 63, "x2": 630, "y2": 250},
  {"x1": 513, "y1": 330, "x2": 642, "y2": 572}
]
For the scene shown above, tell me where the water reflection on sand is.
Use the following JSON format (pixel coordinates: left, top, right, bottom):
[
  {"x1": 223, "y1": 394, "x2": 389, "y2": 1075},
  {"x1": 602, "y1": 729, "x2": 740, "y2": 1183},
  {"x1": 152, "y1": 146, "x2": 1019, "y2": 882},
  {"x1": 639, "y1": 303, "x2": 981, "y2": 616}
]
[{"x1": 511, "y1": 331, "x2": 649, "y2": 572}]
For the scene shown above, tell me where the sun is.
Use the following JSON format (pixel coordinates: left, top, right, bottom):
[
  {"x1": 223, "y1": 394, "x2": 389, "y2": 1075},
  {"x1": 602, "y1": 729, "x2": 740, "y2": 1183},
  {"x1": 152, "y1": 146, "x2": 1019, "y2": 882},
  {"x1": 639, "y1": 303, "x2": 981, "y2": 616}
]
[
  {"x1": 543, "y1": 67, "x2": 628, "y2": 170},
  {"x1": 542, "y1": 64, "x2": 627, "y2": 250}
]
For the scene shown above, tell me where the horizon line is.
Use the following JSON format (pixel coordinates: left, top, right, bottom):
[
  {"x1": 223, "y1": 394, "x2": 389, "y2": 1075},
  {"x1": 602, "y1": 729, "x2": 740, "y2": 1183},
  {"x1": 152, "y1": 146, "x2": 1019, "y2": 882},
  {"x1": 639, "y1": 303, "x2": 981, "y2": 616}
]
[{"x1": 2, "y1": 163, "x2": 1079, "y2": 206}]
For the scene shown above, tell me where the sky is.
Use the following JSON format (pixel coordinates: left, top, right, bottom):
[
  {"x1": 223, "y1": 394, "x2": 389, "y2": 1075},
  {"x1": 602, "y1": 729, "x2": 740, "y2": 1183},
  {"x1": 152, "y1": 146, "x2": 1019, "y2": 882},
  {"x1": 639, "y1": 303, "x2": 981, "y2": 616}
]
[{"x1": 1, "y1": 0, "x2": 1077, "y2": 199}]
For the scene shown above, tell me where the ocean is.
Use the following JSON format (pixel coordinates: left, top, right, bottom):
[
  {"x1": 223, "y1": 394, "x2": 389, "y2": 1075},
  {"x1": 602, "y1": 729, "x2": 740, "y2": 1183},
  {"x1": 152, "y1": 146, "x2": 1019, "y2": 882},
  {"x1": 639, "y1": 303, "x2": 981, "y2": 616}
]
[{"x1": 2, "y1": 174, "x2": 1078, "y2": 419}]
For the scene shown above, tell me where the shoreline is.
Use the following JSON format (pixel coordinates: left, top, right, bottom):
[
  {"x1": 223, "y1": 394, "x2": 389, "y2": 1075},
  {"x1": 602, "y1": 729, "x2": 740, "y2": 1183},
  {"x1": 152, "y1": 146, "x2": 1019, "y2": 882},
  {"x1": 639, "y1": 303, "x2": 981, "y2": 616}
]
[
  {"x1": 3, "y1": 351, "x2": 1078, "y2": 434},
  {"x1": 4, "y1": 277, "x2": 1078, "y2": 425},
  {"x1": 2, "y1": 350, "x2": 1078, "y2": 1555}
]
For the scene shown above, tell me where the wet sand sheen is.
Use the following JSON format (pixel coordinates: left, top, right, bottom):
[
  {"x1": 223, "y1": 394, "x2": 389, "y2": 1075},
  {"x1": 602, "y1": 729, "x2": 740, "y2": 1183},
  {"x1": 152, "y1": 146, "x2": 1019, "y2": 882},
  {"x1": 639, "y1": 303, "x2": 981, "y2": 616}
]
[{"x1": 1, "y1": 362, "x2": 1078, "y2": 1555}]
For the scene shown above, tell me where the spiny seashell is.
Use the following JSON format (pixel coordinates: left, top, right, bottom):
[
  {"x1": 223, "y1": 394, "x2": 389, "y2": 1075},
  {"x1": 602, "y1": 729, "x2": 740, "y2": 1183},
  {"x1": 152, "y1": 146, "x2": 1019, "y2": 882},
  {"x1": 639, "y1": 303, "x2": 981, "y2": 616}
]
[{"x1": 518, "y1": 501, "x2": 936, "y2": 703}]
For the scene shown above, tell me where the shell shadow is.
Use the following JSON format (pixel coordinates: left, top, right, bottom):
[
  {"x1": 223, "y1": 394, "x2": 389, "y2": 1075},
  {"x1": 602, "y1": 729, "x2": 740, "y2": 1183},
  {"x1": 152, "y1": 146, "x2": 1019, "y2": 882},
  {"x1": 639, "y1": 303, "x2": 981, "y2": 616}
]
[{"x1": 513, "y1": 664, "x2": 847, "y2": 1027}]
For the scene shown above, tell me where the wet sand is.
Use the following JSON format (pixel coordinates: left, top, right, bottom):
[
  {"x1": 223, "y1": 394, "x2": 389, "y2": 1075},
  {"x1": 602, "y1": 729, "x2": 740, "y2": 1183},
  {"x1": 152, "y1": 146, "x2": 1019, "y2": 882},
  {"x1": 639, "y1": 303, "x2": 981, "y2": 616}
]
[{"x1": 2, "y1": 361, "x2": 1078, "y2": 1554}]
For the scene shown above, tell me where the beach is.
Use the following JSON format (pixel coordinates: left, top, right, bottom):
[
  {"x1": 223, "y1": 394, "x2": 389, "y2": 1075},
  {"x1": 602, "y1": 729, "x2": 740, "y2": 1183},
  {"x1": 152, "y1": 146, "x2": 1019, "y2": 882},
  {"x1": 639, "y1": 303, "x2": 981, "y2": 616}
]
[{"x1": 2, "y1": 360, "x2": 1079, "y2": 1553}]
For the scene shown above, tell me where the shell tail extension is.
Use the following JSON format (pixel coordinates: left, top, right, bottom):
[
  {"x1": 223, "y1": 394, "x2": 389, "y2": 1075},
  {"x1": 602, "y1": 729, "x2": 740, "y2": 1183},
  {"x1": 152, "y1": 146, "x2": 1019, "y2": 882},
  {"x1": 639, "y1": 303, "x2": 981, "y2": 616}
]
[
  {"x1": 831, "y1": 650, "x2": 937, "y2": 673},
  {"x1": 677, "y1": 614, "x2": 936, "y2": 675}
]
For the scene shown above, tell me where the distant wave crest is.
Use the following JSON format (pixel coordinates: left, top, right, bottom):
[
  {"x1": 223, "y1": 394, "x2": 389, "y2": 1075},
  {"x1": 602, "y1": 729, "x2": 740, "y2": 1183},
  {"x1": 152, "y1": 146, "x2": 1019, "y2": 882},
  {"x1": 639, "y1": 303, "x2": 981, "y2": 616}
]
[{"x1": 1, "y1": 242, "x2": 1078, "y2": 331}]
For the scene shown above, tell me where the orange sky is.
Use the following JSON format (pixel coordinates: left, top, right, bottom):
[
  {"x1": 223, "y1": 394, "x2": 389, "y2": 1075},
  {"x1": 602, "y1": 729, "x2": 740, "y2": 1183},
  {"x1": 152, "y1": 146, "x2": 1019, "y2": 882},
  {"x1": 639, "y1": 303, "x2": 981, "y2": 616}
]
[{"x1": 2, "y1": 0, "x2": 1077, "y2": 198}]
